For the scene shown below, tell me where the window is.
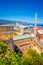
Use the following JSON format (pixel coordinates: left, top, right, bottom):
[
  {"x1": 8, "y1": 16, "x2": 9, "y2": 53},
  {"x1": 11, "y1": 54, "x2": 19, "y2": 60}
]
[{"x1": 20, "y1": 43, "x2": 30, "y2": 47}]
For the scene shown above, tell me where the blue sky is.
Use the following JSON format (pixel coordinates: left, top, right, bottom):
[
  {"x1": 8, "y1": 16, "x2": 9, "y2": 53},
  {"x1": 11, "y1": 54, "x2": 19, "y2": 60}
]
[{"x1": 0, "y1": 0, "x2": 43, "y2": 24}]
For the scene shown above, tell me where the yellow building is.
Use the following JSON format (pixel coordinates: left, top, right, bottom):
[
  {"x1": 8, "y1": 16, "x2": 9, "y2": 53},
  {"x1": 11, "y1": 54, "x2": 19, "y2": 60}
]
[{"x1": 0, "y1": 24, "x2": 13, "y2": 41}]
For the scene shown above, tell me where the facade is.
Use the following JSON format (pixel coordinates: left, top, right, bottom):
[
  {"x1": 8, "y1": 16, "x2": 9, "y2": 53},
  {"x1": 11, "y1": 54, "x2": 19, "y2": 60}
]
[
  {"x1": 0, "y1": 24, "x2": 13, "y2": 32},
  {"x1": 13, "y1": 34, "x2": 34, "y2": 55},
  {"x1": 34, "y1": 29, "x2": 43, "y2": 52},
  {"x1": 37, "y1": 30, "x2": 43, "y2": 39},
  {"x1": 0, "y1": 24, "x2": 14, "y2": 52},
  {"x1": 33, "y1": 26, "x2": 38, "y2": 36},
  {"x1": 5, "y1": 40, "x2": 14, "y2": 52},
  {"x1": 0, "y1": 24, "x2": 14, "y2": 41},
  {"x1": 13, "y1": 33, "x2": 43, "y2": 55}
]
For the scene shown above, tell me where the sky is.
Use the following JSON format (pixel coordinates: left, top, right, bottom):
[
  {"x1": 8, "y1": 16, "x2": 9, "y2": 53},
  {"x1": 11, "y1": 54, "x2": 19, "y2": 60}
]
[{"x1": 0, "y1": 0, "x2": 43, "y2": 24}]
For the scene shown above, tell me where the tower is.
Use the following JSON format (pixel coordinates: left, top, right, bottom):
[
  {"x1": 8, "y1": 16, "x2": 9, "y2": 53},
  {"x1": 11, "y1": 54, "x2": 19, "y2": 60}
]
[
  {"x1": 33, "y1": 12, "x2": 38, "y2": 37},
  {"x1": 34, "y1": 12, "x2": 37, "y2": 27}
]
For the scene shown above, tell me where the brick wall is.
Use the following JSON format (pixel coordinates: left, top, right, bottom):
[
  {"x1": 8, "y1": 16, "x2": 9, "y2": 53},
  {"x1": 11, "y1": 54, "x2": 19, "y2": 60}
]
[{"x1": 13, "y1": 38, "x2": 34, "y2": 54}]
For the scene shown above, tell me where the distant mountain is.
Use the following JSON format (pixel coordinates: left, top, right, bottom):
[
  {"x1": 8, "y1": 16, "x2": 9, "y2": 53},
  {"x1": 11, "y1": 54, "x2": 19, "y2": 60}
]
[
  {"x1": 0, "y1": 19, "x2": 43, "y2": 27},
  {"x1": 0, "y1": 19, "x2": 33, "y2": 25},
  {"x1": 0, "y1": 19, "x2": 16, "y2": 24}
]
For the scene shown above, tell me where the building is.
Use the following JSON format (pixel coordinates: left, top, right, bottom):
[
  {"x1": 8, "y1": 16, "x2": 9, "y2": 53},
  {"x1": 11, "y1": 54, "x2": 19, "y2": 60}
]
[
  {"x1": 0, "y1": 24, "x2": 14, "y2": 40},
  {"x1": 38, "y1": 30, "x2": 43, "y2": 39},
  {"x1": 33, "y1": 26, "x2": 38, "y2": 36},
  {"x1": 13, "y1": 34, "x2": 34, "y2": 55},
  {"x1": 0, "y1": 24, "x2": 14, "y2": 51},
  {"x1": 34, "y1": 29, "x2": 43, "y2": 52},
  {"x1": 37, "y1": 30, "x2": 43, "y2": 50},
  {"x1": 0, "y1": 24, "x2": 13, "y2": 32}
]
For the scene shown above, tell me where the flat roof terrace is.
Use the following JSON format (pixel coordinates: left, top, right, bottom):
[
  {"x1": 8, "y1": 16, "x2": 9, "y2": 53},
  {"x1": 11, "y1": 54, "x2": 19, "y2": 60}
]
[{"x1": 13, "y1": 34, "x2": 34, "y2": 41}]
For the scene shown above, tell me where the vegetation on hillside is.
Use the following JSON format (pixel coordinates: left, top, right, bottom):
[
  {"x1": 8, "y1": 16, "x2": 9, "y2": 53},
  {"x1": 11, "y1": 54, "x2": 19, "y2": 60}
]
[{"x1": 0, "y1": 41, "x2": 43, "y2": 65}]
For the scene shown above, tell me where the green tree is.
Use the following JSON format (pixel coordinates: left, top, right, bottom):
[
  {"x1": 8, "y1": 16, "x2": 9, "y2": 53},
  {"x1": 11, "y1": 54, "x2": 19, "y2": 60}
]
[
  {"x1": 0, "y1": 41, "x2": 22, "y2": 65},
  {"x1": 0, "y1": 41, "x2": 11, "y2": 57},
  {"x1": 0, "y1": 41, "x2": 43, "y2": 65},
  {"x1": 27, "y1": 49, "x2": 43, "y2": 65}
]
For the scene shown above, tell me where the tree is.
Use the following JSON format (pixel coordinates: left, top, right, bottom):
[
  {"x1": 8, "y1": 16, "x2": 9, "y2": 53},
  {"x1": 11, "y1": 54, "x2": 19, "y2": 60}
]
[
  {"x1": 0, "y1": 41, "x2": 43, "y2": 65},
  {"x1": 0, "y1": 41, "x2": 22, "y2": 65},
  {"x1": 0, "y1": 41, "x2": 11, "y2": 58},
  {"x1": 27, "y1": 49, "x2": 43, "y2": 65}
]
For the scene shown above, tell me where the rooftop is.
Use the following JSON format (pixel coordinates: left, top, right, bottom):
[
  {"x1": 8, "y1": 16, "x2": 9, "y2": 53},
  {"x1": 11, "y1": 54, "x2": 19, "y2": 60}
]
[
  {"x1": 38, "y1": 30, "x2": 43, "y2": 34},
  {"x1": 0, "y1": 24, "x2": 14, "y2": 26},
  {"x1": 13, "y1": 34, "x2": 34, "y2": 40}
]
